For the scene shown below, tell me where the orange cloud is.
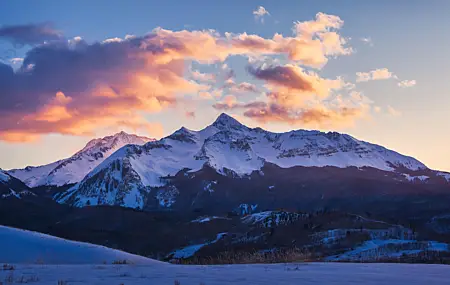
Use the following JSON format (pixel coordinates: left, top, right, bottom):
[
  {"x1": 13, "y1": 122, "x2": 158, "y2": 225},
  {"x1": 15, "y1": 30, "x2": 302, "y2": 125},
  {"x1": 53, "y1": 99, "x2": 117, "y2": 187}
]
[
  {"x1": 0, "y1": 13, "x2": 353, "y2": 142},
  {"x1": 243, "y1": 103, "x2": 366, "y2": 129}
]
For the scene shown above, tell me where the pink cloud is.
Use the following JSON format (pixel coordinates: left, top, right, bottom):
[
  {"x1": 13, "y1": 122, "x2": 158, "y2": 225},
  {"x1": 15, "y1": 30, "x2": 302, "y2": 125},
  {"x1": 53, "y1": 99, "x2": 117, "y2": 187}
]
[{"x1": 0, "y1": 14, "x2": 354, "y2": 142}]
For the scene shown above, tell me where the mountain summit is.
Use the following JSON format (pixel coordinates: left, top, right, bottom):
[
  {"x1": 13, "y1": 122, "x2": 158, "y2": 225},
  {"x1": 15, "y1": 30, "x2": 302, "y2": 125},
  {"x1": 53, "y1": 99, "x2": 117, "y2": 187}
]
[
  {"x1": 53, "y1": 113, "x2": 444, "y2": 210},
  {"x1": 212, "y1": 113, "x2": 246, "y2": 130},
  {"x1": 8, "y1": 132, "x2": 153, "y2": 187}
]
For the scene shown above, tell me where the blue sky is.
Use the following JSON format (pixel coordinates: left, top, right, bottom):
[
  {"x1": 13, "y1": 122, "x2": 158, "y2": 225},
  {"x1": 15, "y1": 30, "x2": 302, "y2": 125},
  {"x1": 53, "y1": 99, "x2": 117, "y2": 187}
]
[{"x1": 0, "y1": 0, "x2": 449, "y2": 172}]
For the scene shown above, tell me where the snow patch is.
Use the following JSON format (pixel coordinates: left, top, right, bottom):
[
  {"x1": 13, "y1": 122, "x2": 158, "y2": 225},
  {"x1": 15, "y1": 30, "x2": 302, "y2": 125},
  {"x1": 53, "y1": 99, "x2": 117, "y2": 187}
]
[
  {"x1": 191, "y1": 216, "x2": 230, "y2": 223},
  {"x1": 170, "y1": 233, "x2": 227, "y2": 259},
  {"x1": 437, "y1": 172, "x2": 450, "y2": 182},
  {"x1": 327, "y1": 239, "x2": 450, "y2": 262},
  {"x1": 403, "y1": 174, "x2": 429, "y2": 182}
]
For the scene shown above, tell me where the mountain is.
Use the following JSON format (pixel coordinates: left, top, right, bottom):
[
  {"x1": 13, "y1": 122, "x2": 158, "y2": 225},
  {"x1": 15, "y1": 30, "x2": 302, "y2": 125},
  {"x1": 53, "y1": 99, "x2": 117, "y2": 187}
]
[
  {"x1": 0, "y1": 169, "x2": 36, "y2": 200},
  {"x1": 8, "y1": 132, "x2": 153, "y2": 187},
  {"x1": 56, "y1": 113, "x2": 449, "y2": 210}
]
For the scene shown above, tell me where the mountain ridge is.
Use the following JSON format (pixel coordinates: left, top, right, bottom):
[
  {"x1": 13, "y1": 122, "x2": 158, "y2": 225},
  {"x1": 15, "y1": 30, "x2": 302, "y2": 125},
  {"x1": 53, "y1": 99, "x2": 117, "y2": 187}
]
[
  {"x1": 8, "y1": 132, "x2": 154, "y2": 187},
  {"x1": 54, "y1": 113, "x2": 445, "y2": 210}
]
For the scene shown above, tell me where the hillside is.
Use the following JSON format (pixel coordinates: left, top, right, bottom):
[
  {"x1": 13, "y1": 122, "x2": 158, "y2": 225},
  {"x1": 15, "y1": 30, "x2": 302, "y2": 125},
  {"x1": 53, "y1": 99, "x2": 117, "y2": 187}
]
[{"x1": 0, "y1": 225, "x2": 161, "y2": 264}]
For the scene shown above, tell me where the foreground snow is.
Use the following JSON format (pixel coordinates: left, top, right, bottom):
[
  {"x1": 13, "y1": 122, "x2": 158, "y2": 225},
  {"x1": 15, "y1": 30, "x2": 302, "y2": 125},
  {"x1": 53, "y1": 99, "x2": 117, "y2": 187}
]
[
  {"x1": 1, "y1": 263, "x2": 450, "y2": 285},
  {"x1": 1, "y1": 226, "x2": 450, "y2": 284},
  {"x1": 0, "y1": 226, "x2": 160, "y2": 265}
]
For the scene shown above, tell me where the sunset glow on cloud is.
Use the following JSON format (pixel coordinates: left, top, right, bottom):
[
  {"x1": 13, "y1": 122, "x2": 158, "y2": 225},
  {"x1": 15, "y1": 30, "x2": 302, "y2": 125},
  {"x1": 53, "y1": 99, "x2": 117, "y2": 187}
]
[{"x1": 0, "y1": 13, "x2": 355, "y2": 142}]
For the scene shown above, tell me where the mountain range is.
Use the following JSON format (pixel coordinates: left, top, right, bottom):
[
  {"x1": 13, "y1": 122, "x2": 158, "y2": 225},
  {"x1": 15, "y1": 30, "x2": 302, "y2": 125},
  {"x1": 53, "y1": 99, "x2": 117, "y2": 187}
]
[{"x1": 4, "y1": 113, "x2": 449, "y2": 212}]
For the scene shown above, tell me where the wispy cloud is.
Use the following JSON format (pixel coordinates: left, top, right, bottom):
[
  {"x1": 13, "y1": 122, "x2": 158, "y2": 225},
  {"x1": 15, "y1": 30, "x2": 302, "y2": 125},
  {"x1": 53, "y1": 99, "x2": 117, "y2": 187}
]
[
  {"x1": 387, "y1": 105, "x2": 402, "y2": 117},
  {"x1": 0, "y1": 23, "x2": 62, "y2": 45},
  {"x1": 398, "y1": 80, "x2": 417, "y2": 88},
  {"x1": 356, "y1": 68, "x2": 396, "y2": 82},
  {"x1": 190, "y1": 69, "x2": 216, "y2": 83},
  {"x1": 9, "y1": 58, "x2": 23, "y2": 65},
  {"x1": 360, "y1": 37, "x2": 373, "y2": 46},
  {"x1": 253, "y1": 6, "x2": 270, "y2": 23},
  {"x1": 356, "y1": 68, "x2": 416, "y2": 89}
]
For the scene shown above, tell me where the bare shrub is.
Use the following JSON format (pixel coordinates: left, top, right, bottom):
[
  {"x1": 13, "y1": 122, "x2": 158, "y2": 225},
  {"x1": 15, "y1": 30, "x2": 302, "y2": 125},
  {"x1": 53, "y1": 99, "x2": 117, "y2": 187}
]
[
  {"x1": 112, "y1": 259, "x2": 130, "y2": 265},
  {"x1": 175, "y1": 248, "x2": 312, "y2": 265},
  {"x1": 16, "y1": 275, "x2": 40, "y2": 283},
  {"x1": 1, "y1": 264, "x2": 14, "y2": 271}
]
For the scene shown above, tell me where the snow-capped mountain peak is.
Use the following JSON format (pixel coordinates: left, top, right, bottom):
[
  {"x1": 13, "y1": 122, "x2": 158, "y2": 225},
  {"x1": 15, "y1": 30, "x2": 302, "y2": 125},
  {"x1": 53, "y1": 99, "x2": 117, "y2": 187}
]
[
  {"x1": 55, "y1": 113, "x2": 433, "y2": 209},
  {"x1": 212, "y1": 113, "x2": 247, "y2": 131},
  {"x1": 77, "y1": 131, "x2": 153, "y2": 155},
  {"x1": 8, "y1": 132, "x2": 154, "y2": 187}
]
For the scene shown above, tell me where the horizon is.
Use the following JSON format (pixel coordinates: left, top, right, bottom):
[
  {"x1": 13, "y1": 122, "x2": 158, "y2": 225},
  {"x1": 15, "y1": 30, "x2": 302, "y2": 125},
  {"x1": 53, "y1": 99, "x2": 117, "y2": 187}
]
[{"x1": 1, "y1": 1, "x2": 449, "y2": 171}]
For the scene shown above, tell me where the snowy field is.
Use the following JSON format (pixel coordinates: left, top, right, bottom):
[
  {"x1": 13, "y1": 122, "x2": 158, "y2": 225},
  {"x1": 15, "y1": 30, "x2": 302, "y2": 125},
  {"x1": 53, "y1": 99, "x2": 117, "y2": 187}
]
[
  {"x1": 1, "y1": 225, "x2": 450, "y2": 284},
  {"x1": 1, "y1": 263, "x2": 450, "y2": 285}
]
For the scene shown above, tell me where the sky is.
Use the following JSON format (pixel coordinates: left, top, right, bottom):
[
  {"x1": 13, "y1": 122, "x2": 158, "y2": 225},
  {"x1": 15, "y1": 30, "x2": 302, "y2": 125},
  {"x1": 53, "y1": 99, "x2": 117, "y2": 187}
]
[{"x1": 0, "y1": 0, "x2": 449, "y2": 172}]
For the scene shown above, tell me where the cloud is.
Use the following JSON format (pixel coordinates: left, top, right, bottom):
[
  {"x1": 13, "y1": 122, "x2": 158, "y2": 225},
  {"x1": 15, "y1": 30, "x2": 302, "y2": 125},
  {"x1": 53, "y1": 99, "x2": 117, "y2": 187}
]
[
  {"x1": 247, "y1": 63, "x2": 345, "y2": 108},
  {"x1": 293, "y1": 12, "x2": 343, "y2": 36},
  {"x1": 253, "y1": 6, "x2": 270, "y2": 23},
  {"x1": 190, "y1": 69, "x2": 216, "y2": 83},
  {"x1": 0, "y1": 23, "x2": 62, "y2": 45},
  {"x1": 0, "y1": 34, "x2": 207, "y2": 141},
  {"x1": 0, "y1": 14, "x2": 354, "y2": 141},
  {"x1": 360, "y1": 37, "x2": 373, "y2": 46},
  {"x1": 248, "y1": 64, "x2": 314, "y2": 92},
  {"x1": 356, "y1": 68, "x2": 396, "y2": 82},
  {"x1": 198, "y1": 89, "x2": 222, "y2": 100},
  {"x1": 9, "y1": 58, "x2": 23, "y2": 65},
  {"x1": 243, "y1": 103, "x2": 367, "y2": 128},
  {"x1": 215, "y1": 63, "x2": 369, "y2": 129},
  {"x1": 214, "y1": 99, "x2": 368, "y2": 129},
  {"x1": 398, "y1": 79, "x2": 416, "y2": 88},
  {"x1": 226, "y1": 12, "x2": 351, "y2": 68},
  {"x1": 356, "y1": 68, "x2": 415, "y2": 88},
  {"x1": 212, "y1": 95, "x2": 238, "y2": 110},
  {"x1": 223, "y1": 79, "x2": 260, "y2": 94},
  {"x1": 230, "y1": 82, "x2": 259, "y2": 94},
  {"x1": 102, "y1": 37, "x2": 123, "y2": 44},
  {"x1": 387, "y1": 105, "x2": 402, "y2": 117}
]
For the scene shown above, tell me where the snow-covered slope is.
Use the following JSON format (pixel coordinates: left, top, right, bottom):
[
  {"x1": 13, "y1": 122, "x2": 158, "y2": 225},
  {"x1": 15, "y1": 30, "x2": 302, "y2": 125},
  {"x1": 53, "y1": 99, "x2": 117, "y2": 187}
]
[
  {"x1": 0, "y1": 225, "x2": 161, "y2": 264},
  {"x1": 0, "y1": 169, "x2": 10, "y2": 183},
  {"x1": 0, "y1": 169, "x2": 35, "y2": 199},
  {"x1": 57, "y1": 113, "x2": 430, "y2": 209},
  {"x1": 8, "y1": 132, "x2": 153, "y2": 187}
]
